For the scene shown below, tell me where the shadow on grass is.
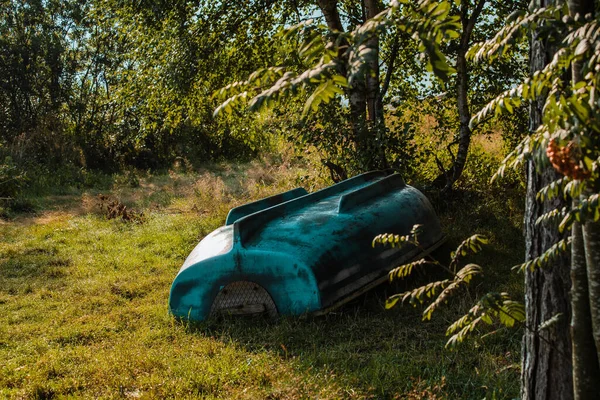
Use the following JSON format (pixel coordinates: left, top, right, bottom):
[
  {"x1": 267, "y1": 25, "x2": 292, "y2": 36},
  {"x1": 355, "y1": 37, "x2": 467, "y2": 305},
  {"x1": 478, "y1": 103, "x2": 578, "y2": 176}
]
[
  {"x1": 183, "y1": 266, "x2": 522, "y2": 399},
  {"x1": 172, "y1": 185, "x2": 525, "y2": 399},
  {"x1": 0, "y1": 245, "x2": 72, "y2": 295}
]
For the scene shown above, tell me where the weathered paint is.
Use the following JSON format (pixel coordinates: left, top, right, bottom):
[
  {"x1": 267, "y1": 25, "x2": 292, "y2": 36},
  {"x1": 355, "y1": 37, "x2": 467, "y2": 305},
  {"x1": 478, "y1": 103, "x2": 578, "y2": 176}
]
[
  {"x1": 225, "y1": 187, "x2": 308, "y2": 225},
  {"x1": 169, "y1": 170, "x2": 444, "y2": 321}
]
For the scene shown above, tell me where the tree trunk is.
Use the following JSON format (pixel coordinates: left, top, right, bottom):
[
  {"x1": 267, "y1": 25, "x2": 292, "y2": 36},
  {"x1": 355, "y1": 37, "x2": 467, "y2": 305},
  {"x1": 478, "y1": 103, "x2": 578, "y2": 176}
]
[
  {"x1": 567, "y1": 0, "x2": 600, "y2": 381},
  {"x1": 582, "y1": 200, "x2": 600, "y2": 366},
  {"x1": 521, "y1": 1, "x2": 573, "y2": 397},
  {"x1": 447, "y1": 44, "x2": 472, "y2": 192},
  {"x1": 434, "y1": 0, "x2": 485, "y2": 191},
  {"x1": 363, "y1": 0, "x2": 388, "y2": 170},
  {"x1": 364, "y1": 0, "x2": 382, "y2": 125},
  {"x1": 316, "y1": 0, "x2": 387, "y2": 172},
  {"x1": 349, "y1": 77, "x2": 369, "y2": 163},
  {"x1": 316, "y1": 0, "x2": 344, "y2": 32},
  {"x1": 567, "y1": 1, "x2": 600, "y2": 395},
  {"x1": 317, "y1": 0, "x2": 364, "y2": 171},
  {"x1": 571, "y1": 214, "x2": 600, "y2": 399},
  {"x1": 522, "y1": 165, "x2": 573, "y2": 400}
]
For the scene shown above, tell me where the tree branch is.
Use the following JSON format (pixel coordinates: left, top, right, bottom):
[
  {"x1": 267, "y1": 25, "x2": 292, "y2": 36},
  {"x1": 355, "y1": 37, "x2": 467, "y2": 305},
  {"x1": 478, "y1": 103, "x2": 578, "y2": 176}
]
[
  {"x1": 464, "y1": 0, "x2": 487, "y2": 46},
  {"x1": 380, "y1": 35, "x2": 399, "y2": 102},
  {"x1": 317, "y1": 0, "x2": 345, "y2": 32}
]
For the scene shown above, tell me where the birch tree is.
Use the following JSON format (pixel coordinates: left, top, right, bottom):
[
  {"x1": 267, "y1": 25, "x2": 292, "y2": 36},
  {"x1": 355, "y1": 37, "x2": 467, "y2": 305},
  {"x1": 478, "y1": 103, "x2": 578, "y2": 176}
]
[{"x1": 214, "y1": 0, "x2": 460, "y2": 176}]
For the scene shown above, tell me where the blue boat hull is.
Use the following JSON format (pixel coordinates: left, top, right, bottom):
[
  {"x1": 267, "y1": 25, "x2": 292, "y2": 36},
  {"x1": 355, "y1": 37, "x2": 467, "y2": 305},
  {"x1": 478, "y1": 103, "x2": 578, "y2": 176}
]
[{"x1": 169, "y1": 170, "x2": 444, "y2": 321}]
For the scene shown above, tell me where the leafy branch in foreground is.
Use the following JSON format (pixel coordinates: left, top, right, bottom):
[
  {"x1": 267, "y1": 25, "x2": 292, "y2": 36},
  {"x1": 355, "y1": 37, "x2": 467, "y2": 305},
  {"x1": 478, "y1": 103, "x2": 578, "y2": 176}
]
[
  {"x1": 472, "y1": 7, "x2": 600, "y2": 195},
  {"x1": 213, "y1": 0, "x2": 459, "y2": 118},
  {"x1": 446, "y1": 292, "x2": 525, "y2": 349},
  {"x1": 512, "y1": 237, "x2": 572, "y2": 273},
  {"x1": 470, "y1": 6, "x2": 600, "y2": 292},
  {"x1": 374, "y1": 226, "x2": 523, "y2": 347}
]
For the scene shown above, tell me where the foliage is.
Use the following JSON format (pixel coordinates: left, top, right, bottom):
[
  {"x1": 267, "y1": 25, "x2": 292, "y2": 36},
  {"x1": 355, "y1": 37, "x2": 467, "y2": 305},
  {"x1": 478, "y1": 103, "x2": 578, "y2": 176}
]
[
  {"x1": 0, "y1": 0, "x2": 530, "y2": 194},
  {"x1": 0, "y1": 157, "x2": 27, "y2": 199},
  {"x1": 471, "y1": 4, "x2": 600, "y2": 267},
  {"x1": 374, "y1": 224, "x2": 524, "y2": 348},
  {"x1": 0, "y1": 0, "x2": 287, "y2": 176},
  {"x1": 513, "y1": 237, "x2": 572, "y2": 273},
  {"x1": 211, "y1": 0, "x2": 462, "y2": 174},
  {"x1": 395, "y1": 0, "x2": 529, "y2": 190},
  {"x1": 214, "y1": 1, "x2": 460, "y2": 118},
  {"x1": 445, "y1": 292, "x2": 525, "y2": 348}
]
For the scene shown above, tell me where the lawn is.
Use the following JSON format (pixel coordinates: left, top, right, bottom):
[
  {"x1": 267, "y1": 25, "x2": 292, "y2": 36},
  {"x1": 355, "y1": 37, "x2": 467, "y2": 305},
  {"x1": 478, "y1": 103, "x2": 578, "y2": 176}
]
[{"x1": 0, "y1": 156, "x2": 524, "y2": 399}]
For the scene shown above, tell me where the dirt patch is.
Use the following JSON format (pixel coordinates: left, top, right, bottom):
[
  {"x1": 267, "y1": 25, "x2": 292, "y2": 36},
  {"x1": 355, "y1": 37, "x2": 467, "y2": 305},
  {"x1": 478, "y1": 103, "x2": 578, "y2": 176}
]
[
  {"x1": 2, "y1": 193, "x2": 99, "y2": 226},
  {"x1": 33, "y1": 193, "x2": 101, "y2": 223},
  {"x1": 33, "y1": 211, "x2": 74, "y2": 225}
]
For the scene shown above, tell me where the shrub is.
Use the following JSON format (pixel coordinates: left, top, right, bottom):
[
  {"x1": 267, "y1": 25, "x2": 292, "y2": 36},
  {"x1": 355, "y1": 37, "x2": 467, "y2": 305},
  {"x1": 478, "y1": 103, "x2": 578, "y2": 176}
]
[{"x1": 0, "y1": 156, "x2": 27, "y2": 199}]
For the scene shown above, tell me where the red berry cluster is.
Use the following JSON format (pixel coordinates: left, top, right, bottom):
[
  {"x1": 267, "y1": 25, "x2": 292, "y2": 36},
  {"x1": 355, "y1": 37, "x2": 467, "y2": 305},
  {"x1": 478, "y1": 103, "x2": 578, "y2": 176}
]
[{"x1": 546, "y1": 139, "x2": 591, "y2": 180}]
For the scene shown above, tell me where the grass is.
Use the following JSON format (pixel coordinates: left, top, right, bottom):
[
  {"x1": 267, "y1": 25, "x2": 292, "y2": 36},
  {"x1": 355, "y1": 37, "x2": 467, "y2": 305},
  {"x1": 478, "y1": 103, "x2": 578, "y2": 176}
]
[{"x1": 0, "y1": 150, "x2": 525, "y2": 399}]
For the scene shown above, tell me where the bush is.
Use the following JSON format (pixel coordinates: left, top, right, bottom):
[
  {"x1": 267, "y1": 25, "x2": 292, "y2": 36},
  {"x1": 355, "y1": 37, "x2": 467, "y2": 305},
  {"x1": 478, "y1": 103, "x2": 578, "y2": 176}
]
[{"x1": 0, "y1": 157, "x2": 27, "y2": 199}]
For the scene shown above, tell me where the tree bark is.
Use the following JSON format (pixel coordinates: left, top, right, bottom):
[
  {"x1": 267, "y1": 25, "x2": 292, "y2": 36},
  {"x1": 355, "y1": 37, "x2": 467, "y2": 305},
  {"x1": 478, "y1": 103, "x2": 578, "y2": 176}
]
[
  {"x1": 571, "y1": 214, "x2": 600, "y2": 399},
  {"x1": 521, "y1": 1, "x2": 573, "y2": 397},
  {"x1": 582, "y1": 199, "x2": 600, "y2": 367},
  {"x1": 316, "y1": 0, "x2": 365, "y2": 169},
  {"x1": 567, "y1": 0, "x2": 600, "y2": 380},
  {"x1": 364, "y1": 0, "x2": 382, "y2": 124},
  {"x1": 316, "y1": 0, "x2": 344, "y2": 32},
  {"x1": 449, "y1": 44, "x2": 472, "y2": 191},
  {"x1": 349, "y1": 77, "x2": 369, "y2": 162},
  {"x1": 379, "y1": 36, "x2": 399, "y2": 102},
  {"x1": 522, "y1": 165, "x2": 573, "y2": 400},
  {"x1": 363, "y1": 0, "x2": 387, "y2": 170},
  {"x1": 316, "y1": 0, "x2": 387, "y2": 171}
]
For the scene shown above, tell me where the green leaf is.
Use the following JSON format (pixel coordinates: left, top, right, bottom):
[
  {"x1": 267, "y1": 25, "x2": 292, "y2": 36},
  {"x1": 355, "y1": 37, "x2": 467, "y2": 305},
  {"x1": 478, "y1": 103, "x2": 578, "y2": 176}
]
[
  {"x1": 505, "y1": 98, "x2": 514, "y2": 114},
  {"x1": 302, "y1": 80, "x2": 343, "y2": 117}
]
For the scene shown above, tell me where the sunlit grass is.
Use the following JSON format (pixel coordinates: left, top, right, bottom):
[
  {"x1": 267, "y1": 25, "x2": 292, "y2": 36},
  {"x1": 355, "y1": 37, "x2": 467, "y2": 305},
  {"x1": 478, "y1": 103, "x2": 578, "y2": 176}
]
[{"x1": 0, "y1": 155, "x2": 524, "y2": 399}]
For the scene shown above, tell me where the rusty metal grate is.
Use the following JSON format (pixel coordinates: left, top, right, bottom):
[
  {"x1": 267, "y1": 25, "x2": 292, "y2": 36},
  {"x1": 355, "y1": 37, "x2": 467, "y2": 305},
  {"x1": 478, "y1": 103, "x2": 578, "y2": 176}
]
[{"x1": 210, "y1": 281, "x2": 278, "y2": 318}]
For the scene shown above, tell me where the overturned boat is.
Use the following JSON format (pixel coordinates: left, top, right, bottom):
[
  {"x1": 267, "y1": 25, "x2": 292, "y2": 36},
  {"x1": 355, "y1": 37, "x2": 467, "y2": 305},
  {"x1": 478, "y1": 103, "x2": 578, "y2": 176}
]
[{"x1": 169, "y1": 170, "x2": 444, "y2": 321}]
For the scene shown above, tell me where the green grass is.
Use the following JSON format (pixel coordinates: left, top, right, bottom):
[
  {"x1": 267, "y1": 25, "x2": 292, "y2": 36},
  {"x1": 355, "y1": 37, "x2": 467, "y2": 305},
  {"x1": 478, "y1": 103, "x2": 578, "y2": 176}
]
[{"x1": 0, "y1": 156, "x2": 524, "y2": 399}]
